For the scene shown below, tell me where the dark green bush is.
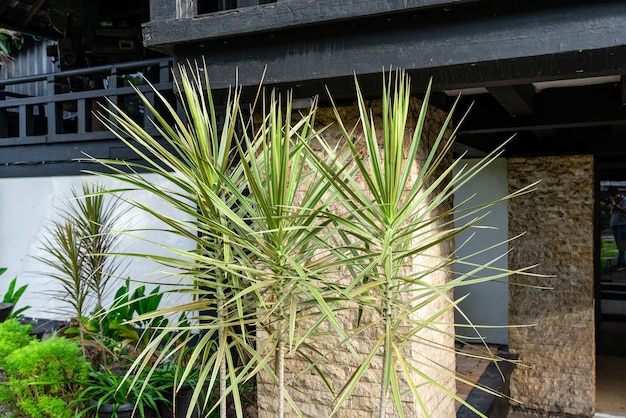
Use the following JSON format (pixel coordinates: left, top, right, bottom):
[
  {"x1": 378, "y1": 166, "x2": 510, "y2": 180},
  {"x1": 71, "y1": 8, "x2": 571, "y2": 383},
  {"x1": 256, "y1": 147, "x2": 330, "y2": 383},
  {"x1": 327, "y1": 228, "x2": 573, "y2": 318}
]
[
  {"x1": 0, "y1": 318, "x2": 33, "y2": 365},
  {"x1": 0, "y1": 336, "x2": 89, "y2": 418}
]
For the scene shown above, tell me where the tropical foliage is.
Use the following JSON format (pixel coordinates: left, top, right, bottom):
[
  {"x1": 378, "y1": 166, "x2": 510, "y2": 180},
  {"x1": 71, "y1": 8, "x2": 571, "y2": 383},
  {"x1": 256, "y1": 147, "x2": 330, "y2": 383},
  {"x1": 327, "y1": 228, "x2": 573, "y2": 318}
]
[
  {"x1": 0, "y1": 268, "x2": 30, "y2": 319},
  {"x1": 87, "y1": 63, "x2": 537, "y2": 418},
  {"x1": 0, "y1": 28, "x2": 22, "y2": 67},
  {"x1": 36, "y1": 182, "x2": 126, "y2": 360}
]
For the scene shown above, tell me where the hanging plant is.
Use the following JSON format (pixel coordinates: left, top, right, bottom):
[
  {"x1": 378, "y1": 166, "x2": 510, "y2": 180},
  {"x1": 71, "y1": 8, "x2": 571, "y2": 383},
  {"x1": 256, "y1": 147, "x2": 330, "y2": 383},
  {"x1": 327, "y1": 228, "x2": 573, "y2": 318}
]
[{"x1": 0, "y1": 28, "x2": 23, "y2": 67}]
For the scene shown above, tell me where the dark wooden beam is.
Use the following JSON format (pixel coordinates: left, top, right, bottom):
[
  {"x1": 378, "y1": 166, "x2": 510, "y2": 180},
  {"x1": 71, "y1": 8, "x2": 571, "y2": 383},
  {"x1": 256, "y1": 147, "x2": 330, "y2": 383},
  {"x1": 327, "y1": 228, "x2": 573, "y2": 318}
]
[
  {"x1": 23, "y1": 0, "x2": 47, "y2": 26},
  {"x1": 458, "y1": 82, "x2": 624, "y2": 134},
  {"x1": 168, "y1": 1, "x2": 626, "y2": 95},
  {"x1": 486, "y1": 85, "x2": 535, "y2": 117},
  {"x1": 237, "y1": 0, "x2": 261, "y2": 8},
  {"x1": 144, "y1": 0, "x2": 477, "y2": 50},
  {"x1": 459, "y1": 118, "x2": 626, "y2": 135}
]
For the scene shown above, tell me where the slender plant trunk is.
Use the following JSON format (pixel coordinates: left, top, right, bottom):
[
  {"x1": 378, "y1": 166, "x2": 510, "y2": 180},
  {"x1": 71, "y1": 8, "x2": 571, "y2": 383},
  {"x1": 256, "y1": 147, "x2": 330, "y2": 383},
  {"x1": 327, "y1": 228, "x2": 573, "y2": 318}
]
[
  {"x1": 219, "y1": 297, "x2": 227, "y2": 418},
  {"x1": 379, "y1": 273, "x2": 393, "y2": 418},
  {"x1": 78, "y1": 311, "x2": 87, "y2": 358},
  {"x1": 379, "y1": 314, "x2": 391, "y2": 418},
  {"x1": 219, "y1": 230, "x2": 229, "y2": 418},
  {"x1": 95, "y1": 305, "x2": 107, "y2": 367},
  {"x1": 278, "y1": 337, "x2": 285, "y2": 418}
]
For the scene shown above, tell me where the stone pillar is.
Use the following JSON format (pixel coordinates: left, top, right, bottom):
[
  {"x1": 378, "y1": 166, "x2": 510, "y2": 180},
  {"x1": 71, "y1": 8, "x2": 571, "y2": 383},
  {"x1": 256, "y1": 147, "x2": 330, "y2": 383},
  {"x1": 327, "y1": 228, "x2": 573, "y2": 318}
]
[
  {"x1": 256, "y1": 98, "x2": 456, "y2": 417},
  {"x1": 508, "y1": 155, "x2": 595, "y2": 416}
]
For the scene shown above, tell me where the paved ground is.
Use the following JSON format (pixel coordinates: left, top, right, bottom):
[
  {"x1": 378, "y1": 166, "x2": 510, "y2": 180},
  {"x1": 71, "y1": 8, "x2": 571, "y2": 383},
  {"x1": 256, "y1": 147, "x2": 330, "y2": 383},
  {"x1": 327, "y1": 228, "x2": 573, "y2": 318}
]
[
  {"x1": 455, "y1": 343, "x2": 499, "y2": 410},
  {"x1": 596, "y1": 351, "x2": 626, "y2": 417}
]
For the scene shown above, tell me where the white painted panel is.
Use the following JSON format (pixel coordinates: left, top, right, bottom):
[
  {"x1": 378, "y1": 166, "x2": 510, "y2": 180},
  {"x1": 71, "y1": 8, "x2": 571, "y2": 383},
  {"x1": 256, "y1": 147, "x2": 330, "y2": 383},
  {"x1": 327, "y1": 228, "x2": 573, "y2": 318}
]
[
  {"x1": 0, "y1": 174, "x2": 196, "y2": 320},
  {"x1": 453, "y1": 158, "x2": 509, "y2": 345}
]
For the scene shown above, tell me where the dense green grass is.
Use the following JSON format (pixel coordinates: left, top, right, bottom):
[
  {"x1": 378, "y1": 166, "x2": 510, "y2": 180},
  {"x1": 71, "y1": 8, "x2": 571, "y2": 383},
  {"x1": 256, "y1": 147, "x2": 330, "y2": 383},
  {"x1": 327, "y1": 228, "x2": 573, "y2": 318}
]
[{"x1": 601, "y1": 236, "x2": 618, "y2": 270}]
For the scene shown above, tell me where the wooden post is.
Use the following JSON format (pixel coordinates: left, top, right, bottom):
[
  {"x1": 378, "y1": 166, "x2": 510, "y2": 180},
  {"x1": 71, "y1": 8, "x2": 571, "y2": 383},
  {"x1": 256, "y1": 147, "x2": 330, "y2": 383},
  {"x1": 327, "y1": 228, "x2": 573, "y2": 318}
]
[
  {"x1": 107, "y1": 67, "x2": 121, "y2": 125},
  {"x1": 0, "y1": 110, "x2": 7, "y2": 137},
  {"x1": 159, "y1": 59, "x2": 171, "y2": 83},
  {"x1": 18, "y1": 104, "x2": 34, "y2": 137},
  {"x1": 142, "y1": 91, "x2": 155, "y2": 130},
  {"x1": 0, "y1": 90, "x2": 7, "y2": 138},
  {"x1": 46, "y1": 75, "x2": 60, "y2": 136},
  {"x1": 177, "y1": 0, "x2": 197, "y2": 19},
  {"x1": 77, "y1": 98, "x2": 92, "y2": 133}
]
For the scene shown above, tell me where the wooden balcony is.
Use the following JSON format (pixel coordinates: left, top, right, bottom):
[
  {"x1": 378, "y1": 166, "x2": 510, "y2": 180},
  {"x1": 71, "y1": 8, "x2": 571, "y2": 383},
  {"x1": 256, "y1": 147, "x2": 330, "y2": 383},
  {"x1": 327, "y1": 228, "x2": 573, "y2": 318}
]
[
  {"x1": 0, "y1": 57, "x2": 173, "y2": 143},
  {"x1": 0, "y1": 58, "x2": 174, "y2": 177}
]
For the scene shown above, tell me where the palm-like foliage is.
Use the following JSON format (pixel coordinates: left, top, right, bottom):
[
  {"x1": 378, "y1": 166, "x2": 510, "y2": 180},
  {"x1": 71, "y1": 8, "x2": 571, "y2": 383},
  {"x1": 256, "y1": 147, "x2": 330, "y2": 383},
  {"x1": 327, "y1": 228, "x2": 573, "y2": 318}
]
[
  {"x1": 73, "y1": 183, "x2": 126, "y2": 311},
  {"x1": 231, "y1": 91, "x2": 354, "y2": 417},
  {"x1": 92, "y1": 63, "x2": 352, "y2": 417},
  {"x1": 89, "y1": 63, "x2": 539, "y2": 418},
  {"x1": 37, "y1": 182, "x2": 125, "y2": 356},
  {"x1": 307, "y1": 71, "x2": 538, "y2": 417},
  {"x1": 38, "y1": 218, "x2": 90, "y2": 326},
  {"x1": 91, "y1": 61, "x2": 260, "y2": 418},
  {"x1": 0, "y1": 28, "x2": 22, "y2": 68}
]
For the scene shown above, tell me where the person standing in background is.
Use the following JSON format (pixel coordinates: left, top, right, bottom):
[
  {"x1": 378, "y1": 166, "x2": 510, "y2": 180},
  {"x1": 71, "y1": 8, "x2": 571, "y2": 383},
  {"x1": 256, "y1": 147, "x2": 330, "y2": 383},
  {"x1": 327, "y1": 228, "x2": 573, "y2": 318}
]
[{"x1": 608, "y1": 186, "x2": 626, "y2": 271}]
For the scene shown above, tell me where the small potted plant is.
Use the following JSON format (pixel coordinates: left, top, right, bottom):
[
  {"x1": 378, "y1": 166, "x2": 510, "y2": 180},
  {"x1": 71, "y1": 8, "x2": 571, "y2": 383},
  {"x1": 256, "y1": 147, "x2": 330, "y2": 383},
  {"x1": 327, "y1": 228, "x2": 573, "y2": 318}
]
[
  {"x1": 151, "y1": 361, "x2": 203, "y2": 418},
  {"x1": 76, "y1": 364, "x2": 169, "y2": 418}
]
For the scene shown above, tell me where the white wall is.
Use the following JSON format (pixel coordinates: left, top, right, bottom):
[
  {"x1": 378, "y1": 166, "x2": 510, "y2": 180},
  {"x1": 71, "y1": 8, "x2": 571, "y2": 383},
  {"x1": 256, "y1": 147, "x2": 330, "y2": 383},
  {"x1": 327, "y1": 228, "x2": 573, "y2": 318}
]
[
  {"x1": 453, "y1": 158, "x2": 509, "y2": 345},
  {"x1": 0, "y1": 174, "x2": 195, "y2": 320}
]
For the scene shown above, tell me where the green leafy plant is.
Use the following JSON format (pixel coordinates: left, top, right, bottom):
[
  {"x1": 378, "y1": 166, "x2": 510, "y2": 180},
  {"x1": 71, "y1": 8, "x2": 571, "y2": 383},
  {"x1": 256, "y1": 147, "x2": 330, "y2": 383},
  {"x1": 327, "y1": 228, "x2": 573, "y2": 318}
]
[
  {"x1": 91, "y1": 60, "x2": 256, "y2": 418},
  {"x1": 0, "y1": 268, "x2": 31, "y2": 319},
  {"x1": 229, "y1": 90, "x2": 350, "y2": 417},
  {"x1": 0, "y1": 318, "x2": 34, "y2": 365},
  {"x1": 0, "y1": 336, "x2": 88, "y2": 418},
  {"x1": 90, "y1": 61, "x2": 344, "y2": 418},
  {"x1": 106, "y1": 279, "x2": 166, "y2": 342},
  {"x1": 84, "y1": 278, "x2": 167, "y2": 365},
  {"x1": 36, "y1": 182, "x2": 126, "y2": 357},
  {"x1": 0, "y1": 28, "x2": 22, "y2": 67},
  {"x1": 306, "y1": 71, "x2": 537, "y2": 417},
  {"x1": 87, "y1": 63, "x2": 540, "y2": 418},
  {"x1": 76, "y1": 364, "x2": 169, "y2": 418}
]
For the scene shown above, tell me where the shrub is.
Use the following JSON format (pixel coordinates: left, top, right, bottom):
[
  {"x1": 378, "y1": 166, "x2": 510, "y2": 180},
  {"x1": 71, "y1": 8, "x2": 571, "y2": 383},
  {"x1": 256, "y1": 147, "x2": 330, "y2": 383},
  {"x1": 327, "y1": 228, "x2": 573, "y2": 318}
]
[
  {"x1": 0, "y1": 318, "x2": 33, "y2": 365},
  {"x1": 0, "y1": 336, "x2": 89, "y2": 418}
]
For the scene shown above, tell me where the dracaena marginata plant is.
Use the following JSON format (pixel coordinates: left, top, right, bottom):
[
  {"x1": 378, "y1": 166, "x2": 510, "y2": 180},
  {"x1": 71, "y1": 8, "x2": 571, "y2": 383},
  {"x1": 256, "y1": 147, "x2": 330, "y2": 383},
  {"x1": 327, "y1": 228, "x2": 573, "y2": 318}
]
[
  {"x1": 37, "y1": 182, "x2": 126, "y2": 359},
  {"x1": 89, "y1": 61, "x2": 538, "y2": 418},
  {"x1": 90, "y1": 60, "x2": 252, "y2": 418},
  {"x1": 305, "y1": 70, "x2": 539, "y2": 417},
  {"x1": 89, "y1": 61, "x2": 349, "y2": 418}
]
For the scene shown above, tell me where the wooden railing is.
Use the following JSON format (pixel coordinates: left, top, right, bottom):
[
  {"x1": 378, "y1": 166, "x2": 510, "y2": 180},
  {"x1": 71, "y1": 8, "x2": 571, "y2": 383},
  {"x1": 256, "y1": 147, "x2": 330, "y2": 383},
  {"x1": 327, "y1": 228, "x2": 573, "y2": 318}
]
[{"x1": 0, "y1": 58, "x2": 173, "y2": 145}]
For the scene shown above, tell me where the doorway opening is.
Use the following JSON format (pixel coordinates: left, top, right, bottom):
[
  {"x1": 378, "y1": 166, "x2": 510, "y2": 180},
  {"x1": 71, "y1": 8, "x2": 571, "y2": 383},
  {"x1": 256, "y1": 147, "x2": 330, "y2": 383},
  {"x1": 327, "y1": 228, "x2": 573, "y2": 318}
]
[{"x1": 595, "y1": 163, "x2": 626, "y2": 416}]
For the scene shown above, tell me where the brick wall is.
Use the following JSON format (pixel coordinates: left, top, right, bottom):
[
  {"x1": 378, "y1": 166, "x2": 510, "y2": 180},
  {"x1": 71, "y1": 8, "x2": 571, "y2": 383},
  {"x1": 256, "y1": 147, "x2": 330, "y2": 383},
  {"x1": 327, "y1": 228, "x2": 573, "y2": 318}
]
[
  {"x1": 508, "y1": 155, "x2": 595, "y2": 416},
  {"x1": 256, "y1": 98, "x2": 457, "y2": 417}
]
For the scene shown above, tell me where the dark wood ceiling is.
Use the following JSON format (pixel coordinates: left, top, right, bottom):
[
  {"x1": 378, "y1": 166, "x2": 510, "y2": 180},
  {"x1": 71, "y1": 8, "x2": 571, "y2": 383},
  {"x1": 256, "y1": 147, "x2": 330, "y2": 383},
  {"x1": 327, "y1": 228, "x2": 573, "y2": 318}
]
[
  {"x1": 0, "y1": 0, "x2": 149, "y2": 38},
  {"x1": 0, "y1": 0, "x2": 58, "y2": 38}
]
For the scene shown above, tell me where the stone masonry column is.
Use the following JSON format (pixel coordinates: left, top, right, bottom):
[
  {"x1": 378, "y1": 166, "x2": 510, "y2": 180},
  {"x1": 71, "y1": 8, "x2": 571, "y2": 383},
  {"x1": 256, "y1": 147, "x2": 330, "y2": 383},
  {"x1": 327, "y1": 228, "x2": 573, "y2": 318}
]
[
  {"x1": 256, "y1": 98, "x2": 457, "y2": 417},
  {"x1": 508, "y1": 155, "x2": 595, "y2": 416}
]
